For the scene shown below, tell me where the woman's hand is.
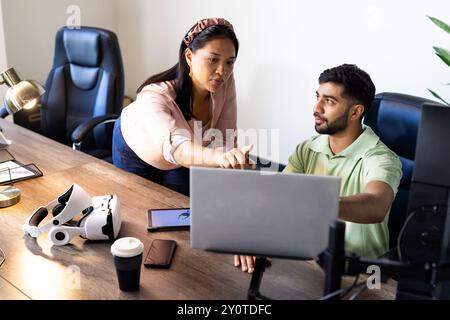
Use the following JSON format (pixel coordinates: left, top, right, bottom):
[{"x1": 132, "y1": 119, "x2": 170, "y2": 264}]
[
  {"x1": 216, "y1": 144, "x2": 254, "y2": 169},
  {"x1": 234, "y1": 255, "x2": 272, "y2": 273}
]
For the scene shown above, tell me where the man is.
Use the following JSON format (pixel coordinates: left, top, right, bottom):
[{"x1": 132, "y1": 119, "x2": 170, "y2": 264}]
[{"x1": 235, "y1": 64, "x2": 402, "y2": 273}]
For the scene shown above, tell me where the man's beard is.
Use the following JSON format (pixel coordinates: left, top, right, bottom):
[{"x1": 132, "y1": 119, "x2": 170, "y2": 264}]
[{"x1": 314, "y1": 110, "x2": 349, "y2": 135}]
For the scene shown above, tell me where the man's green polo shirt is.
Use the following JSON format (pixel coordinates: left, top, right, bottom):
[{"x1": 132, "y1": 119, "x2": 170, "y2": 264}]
[{"x1": 283, "y1": 126, "x2": 402, "y2": 258}]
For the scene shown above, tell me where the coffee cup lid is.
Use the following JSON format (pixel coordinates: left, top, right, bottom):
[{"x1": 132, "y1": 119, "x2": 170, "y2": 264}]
[{"x1": 111, "y1": 237, "x2": 144, "y2": 258}]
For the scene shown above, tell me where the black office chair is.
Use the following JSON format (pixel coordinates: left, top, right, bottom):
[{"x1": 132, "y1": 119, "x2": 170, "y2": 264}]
[
  {"x1": 251, "y1": 155, "x2": 286, "y2": 172},
  {"x1": 363, "y1": 92, "x2": 443, "y2": 249},
  {"x1": 14, "y1": 26, "x2": 124, "y2": 161}
]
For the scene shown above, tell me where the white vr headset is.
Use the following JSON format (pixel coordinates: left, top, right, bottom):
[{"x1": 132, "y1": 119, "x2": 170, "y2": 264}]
[{"x1": 23, "y1": 184, "x2": 121, "y2": 246}]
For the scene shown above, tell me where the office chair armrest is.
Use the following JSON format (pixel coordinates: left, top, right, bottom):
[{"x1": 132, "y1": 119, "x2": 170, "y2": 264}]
[
  {"x1": 249, "y1": 155, "x2": 286, "y2": 172},
  {"x1": 71, "y1": 114, "x2": 119, "y2": 146},
  {"x1": 0, "y1": 106, "x2": 10, "y2": 119}
]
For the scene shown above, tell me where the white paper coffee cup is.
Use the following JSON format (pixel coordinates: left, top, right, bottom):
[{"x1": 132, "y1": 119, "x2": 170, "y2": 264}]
[
  {"x1": 111, "y1": 237, "x2": 145, "y2": 292},
  {"x1": 111, "y1": 237, "x2": 144, "y2": 258}
]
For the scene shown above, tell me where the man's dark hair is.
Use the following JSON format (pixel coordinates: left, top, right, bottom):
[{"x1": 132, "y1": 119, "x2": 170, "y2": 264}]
[{"x1": 318, "y1": 64, "x2": 376, "y2": 119}]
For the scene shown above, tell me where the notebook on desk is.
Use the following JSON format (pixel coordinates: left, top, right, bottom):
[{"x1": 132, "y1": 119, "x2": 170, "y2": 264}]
[{"x1": 190, "y1": 167, "x2": 341, "y2": 259}]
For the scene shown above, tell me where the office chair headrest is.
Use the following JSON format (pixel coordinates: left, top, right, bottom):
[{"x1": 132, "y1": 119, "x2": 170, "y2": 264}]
[
  {"x1": 366, "y1": 93, "x2": 438, "y2": 161},
  {"x1": 50, "y1": 26, "x2": 124, "y2": 94},
  {"x1": 63, "y1": 30, "x2": 101, "y2": 67}
]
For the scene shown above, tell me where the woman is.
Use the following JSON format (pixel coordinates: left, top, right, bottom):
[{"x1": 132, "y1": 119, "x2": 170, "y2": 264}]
[{"x1": 112, "y1": 18, "x2": 252, "y2": 195}]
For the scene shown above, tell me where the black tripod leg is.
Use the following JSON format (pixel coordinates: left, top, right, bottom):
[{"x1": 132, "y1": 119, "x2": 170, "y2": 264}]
[
  {"x1": 323, "y1": 220, "x2": 346, "y2": 299},
  {"x1": 247, "y1": 257, "x2": 270, "y2": 300}
]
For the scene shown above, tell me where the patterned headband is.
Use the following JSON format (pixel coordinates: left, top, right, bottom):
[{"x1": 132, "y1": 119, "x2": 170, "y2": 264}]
[{"x1": 183, "y1": 18, "x2": 234, "y2": 46}]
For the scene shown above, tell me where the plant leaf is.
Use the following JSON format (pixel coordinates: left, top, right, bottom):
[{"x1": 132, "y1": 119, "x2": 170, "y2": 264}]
[
  {"x1": 428, "y1": 89, "x2": 450, "y2": 105},
  {"x1": 428, "y1": 16, "x2": 450, "y2": 34},
  {"x1": 433, "y1": 47, "x2": 450, "y2": 67}
]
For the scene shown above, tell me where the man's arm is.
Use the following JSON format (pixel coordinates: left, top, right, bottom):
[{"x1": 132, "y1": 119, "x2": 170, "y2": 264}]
[{"x1": 339, "y1": 180, "x2": 394, "y2": 224}]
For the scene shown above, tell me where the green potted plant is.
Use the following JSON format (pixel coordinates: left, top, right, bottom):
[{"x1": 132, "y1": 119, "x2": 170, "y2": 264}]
[{"x1": 428, "y1": 16, "x2": 450, "y2": 105}]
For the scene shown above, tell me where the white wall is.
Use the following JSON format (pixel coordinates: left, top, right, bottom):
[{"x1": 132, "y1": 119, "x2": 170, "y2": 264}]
[
  {"x1": 0, "y1": 0, "x2": 8, "y2": 99},
  {"x1": 1, "y1": 0, "x2": 117, "y2": 86},
  {"x1": 1, "y1": 0, "x2": 449, "y2": 163},
  {"x1": 116, "y1": 0, "x2": 450, "y2": 164}
]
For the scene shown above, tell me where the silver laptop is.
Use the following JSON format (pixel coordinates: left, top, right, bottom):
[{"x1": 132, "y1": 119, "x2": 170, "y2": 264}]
[{"x1": 190, "y1": 167, "x2": 341, "y2": 259}]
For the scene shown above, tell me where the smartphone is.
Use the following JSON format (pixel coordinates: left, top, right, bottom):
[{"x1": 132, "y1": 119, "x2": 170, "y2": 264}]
[
  {"x1": 143, "y1": 239, "x2": 177, "y2": 269},
  {"x1": 146, "y1": 208, "x2": 190, "y2": 232}
]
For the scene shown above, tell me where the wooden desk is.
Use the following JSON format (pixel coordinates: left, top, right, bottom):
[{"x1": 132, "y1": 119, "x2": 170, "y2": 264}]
[{"x1": 0, "y1": 120, "x2": 396, "y2": 300}]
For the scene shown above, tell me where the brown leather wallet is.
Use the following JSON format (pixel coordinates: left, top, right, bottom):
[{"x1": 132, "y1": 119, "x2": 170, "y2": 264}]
[{"x1": 144, "y1": 239, "x2": 177, "y2": 268}]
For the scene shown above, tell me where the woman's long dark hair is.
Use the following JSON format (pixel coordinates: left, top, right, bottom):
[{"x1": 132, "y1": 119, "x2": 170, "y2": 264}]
[{"x1": 137, "y1": 22, "x2": 239, "y2": 121}]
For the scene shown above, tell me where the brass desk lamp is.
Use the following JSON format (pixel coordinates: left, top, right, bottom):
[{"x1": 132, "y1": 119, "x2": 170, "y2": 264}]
[{"x1": 0, "y1": 67, "x2": 44, "y2": 208}]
